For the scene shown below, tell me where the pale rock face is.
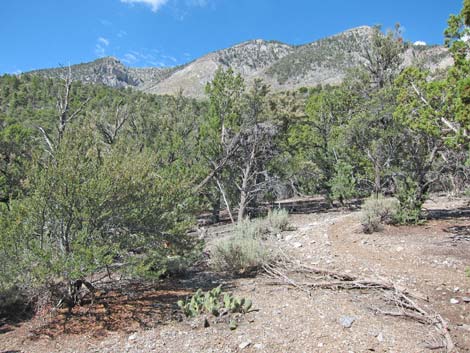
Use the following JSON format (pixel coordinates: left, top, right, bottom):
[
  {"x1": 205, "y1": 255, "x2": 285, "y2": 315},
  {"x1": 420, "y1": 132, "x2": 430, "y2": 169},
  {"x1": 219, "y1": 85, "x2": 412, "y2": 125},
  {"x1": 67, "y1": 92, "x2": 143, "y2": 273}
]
[{"x1": 28, "y1": 26, "x2": 453, "y2": 98}]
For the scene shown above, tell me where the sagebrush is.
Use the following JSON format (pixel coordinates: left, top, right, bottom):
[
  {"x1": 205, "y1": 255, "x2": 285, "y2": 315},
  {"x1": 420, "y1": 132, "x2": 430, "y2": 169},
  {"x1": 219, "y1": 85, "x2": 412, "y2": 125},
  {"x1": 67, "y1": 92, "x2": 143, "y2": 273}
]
[{"x1": 361, "y1": 195, "x2": 399, "y2": 233}]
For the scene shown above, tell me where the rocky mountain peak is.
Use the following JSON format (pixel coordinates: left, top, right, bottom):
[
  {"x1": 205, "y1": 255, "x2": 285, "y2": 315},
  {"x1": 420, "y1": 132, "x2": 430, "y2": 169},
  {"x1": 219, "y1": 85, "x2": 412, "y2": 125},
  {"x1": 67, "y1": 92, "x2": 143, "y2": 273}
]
[{"x1": 27, "y1": 26, "x2": 452, "y2": 98}]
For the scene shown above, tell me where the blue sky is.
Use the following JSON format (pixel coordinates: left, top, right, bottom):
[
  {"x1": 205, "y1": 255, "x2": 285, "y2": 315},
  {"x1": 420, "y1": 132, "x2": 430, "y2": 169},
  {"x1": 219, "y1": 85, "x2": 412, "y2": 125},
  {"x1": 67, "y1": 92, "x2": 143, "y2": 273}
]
[{"x1": 0, "y1": 0, "x2": 463, "y2": 74}]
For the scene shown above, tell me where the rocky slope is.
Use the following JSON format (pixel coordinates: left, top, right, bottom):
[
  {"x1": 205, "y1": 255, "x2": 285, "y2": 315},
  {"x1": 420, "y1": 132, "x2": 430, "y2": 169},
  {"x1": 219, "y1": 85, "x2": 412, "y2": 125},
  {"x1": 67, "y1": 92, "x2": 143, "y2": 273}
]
[{"x1": 27, "y1": 26, "x2": 452, "y2": 98}]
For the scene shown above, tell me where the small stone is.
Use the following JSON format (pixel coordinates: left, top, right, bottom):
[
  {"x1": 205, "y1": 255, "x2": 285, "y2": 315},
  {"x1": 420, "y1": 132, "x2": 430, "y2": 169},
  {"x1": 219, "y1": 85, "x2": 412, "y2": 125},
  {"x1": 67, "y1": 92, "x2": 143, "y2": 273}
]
[
  {"x1": 450, "y1": 298, "x2": 459, "y2": 304},
  {"x1": 454, "y1": 287, "x2": 460, "y2": 292},
  {"x1": 339, "y1": 316, "x2": 356, "y2": 328},
  {"x1": 254, "y1": 343, "x2": 264, "y2": 350},
  {"x1": 462, "y1": 297, "x2": 470, "y2": 303},
  {"x1": 128, "y1": 333, "x2": 138, "y2": 341},
  {"x1": 239, "y1": 341, "x2": 251, "y2": 349},
  {"x1": 396, "y1": 246, "x2": 404, "y2": 252},
  {"x1": 293, "y1": 242, "x2": 303, "y2": 248},
  {"x1": 317, "y1": 342, "x2": 324, "y2": 347},
  {"x1": 204, "y1": 317, "x2": 210, "y2": 327},
  {"x1": 377, "y1": 332, "x2": 384, "y2": 342},
  {"x1": 285, "y1": 235, "x2": 294, "y2": 242}
]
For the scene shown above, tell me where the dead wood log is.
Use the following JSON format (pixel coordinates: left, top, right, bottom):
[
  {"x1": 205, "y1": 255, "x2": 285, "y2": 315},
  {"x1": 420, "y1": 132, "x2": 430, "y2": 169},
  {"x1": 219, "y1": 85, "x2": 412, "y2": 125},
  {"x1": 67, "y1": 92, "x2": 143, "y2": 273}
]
[{"x1": 264, "y1": 256, "x2": 455, "y2": 352}]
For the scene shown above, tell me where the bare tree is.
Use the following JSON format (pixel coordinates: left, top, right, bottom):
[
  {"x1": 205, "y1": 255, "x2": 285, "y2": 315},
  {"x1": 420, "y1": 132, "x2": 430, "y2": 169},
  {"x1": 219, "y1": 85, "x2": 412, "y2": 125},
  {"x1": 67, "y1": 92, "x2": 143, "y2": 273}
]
[
  {"x1": 37, "y1": 65, "x2": 90, "y2": 154},
  {"x1": 97, "y1": 101, "x2": 131, "y2": 144},
  {"x1": 236, "y1": 122, "x2": 277, "y2": 220}
]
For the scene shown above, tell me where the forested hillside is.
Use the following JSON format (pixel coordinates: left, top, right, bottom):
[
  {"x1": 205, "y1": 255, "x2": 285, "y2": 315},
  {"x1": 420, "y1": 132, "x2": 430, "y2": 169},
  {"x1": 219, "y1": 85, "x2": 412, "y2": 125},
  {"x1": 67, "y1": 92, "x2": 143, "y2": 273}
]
[{"x1": 1, "y1": 4, "x2": 470, "y2": 351}]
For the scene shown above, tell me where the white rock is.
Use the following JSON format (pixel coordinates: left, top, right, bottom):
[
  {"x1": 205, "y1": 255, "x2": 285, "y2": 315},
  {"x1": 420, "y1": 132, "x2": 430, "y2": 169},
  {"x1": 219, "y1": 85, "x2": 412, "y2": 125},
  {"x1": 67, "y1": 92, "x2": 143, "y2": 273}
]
[
  {"x1": 339, "y1": 316, "x2": 356, "y2": 328},
  {"x1": 293, "y1": 242, "x2": 303, "y2": 248},
  {"x1": 239, "y1": 341, "x2": 251, "y2": 349},
  {"x1": 450, "y1": 298, "x2": 460, "y2": 304}
]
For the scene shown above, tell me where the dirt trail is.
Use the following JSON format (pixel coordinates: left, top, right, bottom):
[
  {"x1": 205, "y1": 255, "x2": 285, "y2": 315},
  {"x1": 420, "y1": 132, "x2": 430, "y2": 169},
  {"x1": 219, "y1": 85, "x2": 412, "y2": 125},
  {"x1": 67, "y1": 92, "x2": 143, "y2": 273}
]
[
  {"x1": 327, "y1": 199, "x2": 470, "y2": 351},
  {"x1": 1, "y1": 198, "x2": 469, "y2": 352}
]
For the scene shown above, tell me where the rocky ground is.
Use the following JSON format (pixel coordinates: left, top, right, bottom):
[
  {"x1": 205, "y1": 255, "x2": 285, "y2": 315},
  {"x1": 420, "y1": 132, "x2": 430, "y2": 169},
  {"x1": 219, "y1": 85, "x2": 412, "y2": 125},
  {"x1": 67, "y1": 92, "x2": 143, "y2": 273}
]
[{"x1": 1, "y1": 196, "x2": 469, "y2": 353}]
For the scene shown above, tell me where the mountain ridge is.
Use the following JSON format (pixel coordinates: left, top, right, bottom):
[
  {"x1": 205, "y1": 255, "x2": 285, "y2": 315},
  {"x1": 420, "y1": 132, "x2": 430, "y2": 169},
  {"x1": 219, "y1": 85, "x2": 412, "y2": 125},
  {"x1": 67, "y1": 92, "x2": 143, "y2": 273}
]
[{"x1": 27, "y1": 26, "x2": 452, "y2": 98}]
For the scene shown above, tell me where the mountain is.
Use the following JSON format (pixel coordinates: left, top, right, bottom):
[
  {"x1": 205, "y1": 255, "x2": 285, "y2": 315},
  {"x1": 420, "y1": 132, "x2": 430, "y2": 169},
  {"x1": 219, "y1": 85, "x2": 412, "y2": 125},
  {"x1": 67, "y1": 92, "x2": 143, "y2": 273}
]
[{"x1": 27, "y1": 26, "x2": 452, "y2": 98}]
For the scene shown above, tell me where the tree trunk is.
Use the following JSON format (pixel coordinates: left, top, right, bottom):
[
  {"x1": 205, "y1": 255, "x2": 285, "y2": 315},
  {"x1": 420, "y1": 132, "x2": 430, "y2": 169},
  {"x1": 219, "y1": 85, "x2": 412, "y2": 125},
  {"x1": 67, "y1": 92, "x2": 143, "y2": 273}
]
[
  {"x1": 238, "y1": 190, "x2": 247, "y2": 221},
  {"x1": 374, "y1": 163, "x2": 381, "y2": 197}
]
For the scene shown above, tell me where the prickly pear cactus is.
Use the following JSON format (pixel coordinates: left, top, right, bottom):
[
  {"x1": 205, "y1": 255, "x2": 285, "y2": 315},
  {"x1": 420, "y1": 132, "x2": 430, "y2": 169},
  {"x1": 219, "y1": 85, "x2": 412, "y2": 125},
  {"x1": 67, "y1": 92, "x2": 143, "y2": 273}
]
[{"x1": 176, "y1": 286, "x2": 254, "y2": 329}]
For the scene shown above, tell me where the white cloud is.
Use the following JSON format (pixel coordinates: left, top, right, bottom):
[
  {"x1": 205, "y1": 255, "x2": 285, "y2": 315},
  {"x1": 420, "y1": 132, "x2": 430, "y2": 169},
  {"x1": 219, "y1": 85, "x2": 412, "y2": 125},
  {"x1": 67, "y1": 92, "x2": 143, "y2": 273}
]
[
  {"x1": 120, "y1": 48, "x2": 181, "y2": 67},
  {"x1": 413, "y1": 40, "x2": 427, "y2": 46},
  {"x1": 95, "y1": 37, "x2": 110, "y2": 57},
  {"x1": 122, "y1": 53, "x2": 138, "y2": 64},
  {"x1": 100, "y1": 19, "x2": 113, "y2": 26},
  {"x1": 98, "y1": 37, "x2": 110, "y2": 47},
  {"x1": 185, "y1": 0, "x2": 209, "y2": 7},
  {"x1": 120, "y1": 0, "x2": 168, "y2": 12},
  {"x1": 117, "y1": 30, "x2": 128, "y2": 38}
]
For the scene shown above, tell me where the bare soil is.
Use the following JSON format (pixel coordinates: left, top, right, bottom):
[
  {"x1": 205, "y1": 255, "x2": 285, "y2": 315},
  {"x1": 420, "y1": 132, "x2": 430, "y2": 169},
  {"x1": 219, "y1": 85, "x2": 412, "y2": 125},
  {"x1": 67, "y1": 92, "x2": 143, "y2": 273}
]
[{"x1": 1, "y1": 196, "x2": 469, "y2": 353}]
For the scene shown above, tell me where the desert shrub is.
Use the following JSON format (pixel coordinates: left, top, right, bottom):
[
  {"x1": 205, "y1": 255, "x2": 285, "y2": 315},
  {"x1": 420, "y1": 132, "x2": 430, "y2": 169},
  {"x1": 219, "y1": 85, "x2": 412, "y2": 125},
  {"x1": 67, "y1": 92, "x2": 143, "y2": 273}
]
[
  {"x1": 211, "y1": 233, "x2": 272, "y2": 274},
  {"x1": 234, "y1": 209, "x2": 289, "y2": 238},
  {"x1": 210, "y1": 213, "x2": 286, "y2": 274},
  {"x1": 393, "y1": 178, "x2": 425, "y2": 224},
  {"x1": 464, "y1": 187, "x2": 470, "y2": 197},
  {"x1": 361, "y1": 195, "x2": 399, "y2": 233},
  {"x1": 0, "y1": 286, "x2": 33, "y2": 320},
  {"x1": 265, "y1": 208, "x2": 289, "y2": 233}
]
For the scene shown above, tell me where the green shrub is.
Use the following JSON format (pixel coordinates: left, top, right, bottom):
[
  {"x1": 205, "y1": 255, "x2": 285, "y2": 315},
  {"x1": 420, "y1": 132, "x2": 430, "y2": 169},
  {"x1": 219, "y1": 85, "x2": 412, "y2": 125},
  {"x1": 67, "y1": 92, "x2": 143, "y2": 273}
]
[
  {"x1": 210, "y1": 212, "x2": 286, "y2": 274},
  {"x1": 211, "y1": 233, "x2": 273, "y2": 274},
  {"x1": 361, "y1": 195, "x2": 399, "y2": 233},
  {"x1": 393, "y1": 178, "x2": 425, "y2": 224},
  {"x1": 265, "y1": 209, "x2": 289, "y2": 234},
  {"x1": 329, "y1": 161, "x2": 358, "y2": 205},
  {"x1": 0, "y1": 126, "x2": 198, "y2": 294},
  {"x1": 234, "y1": 209, "x2": 289, "y2": 238}
]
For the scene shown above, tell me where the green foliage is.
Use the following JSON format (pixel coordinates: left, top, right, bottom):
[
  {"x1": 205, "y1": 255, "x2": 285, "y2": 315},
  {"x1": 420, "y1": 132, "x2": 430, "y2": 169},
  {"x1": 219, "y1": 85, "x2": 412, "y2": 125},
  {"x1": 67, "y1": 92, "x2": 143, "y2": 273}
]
[
  {"x1": 393, "y1": 178, "x2": 425, "y2": 224},
  {"x1": 210, "y1": 212, "x2": 286, "y2": 274},
  {"x1": 234, "y1": 209, "x2": 289, "y2": 238},
  {"x1": 2, "y1": 0, "x2": 470, "y2": 302},
  {"x1": 177, "y1": 285, "x2": 252, "y2": 329},
  {"x1": 360, "y1": 195, "x2": 399, "y2": 233},
  {"x1": 211, "y1": 232, "x2": 272, "y2": 274},
  {"x1": 329, "y1": 161, "x2": 358, "y2": 204},
  {"x1": 287, "y1": 87, "x2": 354, "y2": 200},
  {"x1": 266, "y1": 28, "x2": 368, "y2": 84},
  {"x1": 265, "y1": 209, "x2": 290, "y2": 234},
  {"x1": 0, "y1": 122, "x2": 32, "y2": 204},
  {"x1": 0, "y1": 120, "x2": 200, "y2": 291},
  {"x1": 362, "y1": 25, "x2": 405, "y2": 89}
]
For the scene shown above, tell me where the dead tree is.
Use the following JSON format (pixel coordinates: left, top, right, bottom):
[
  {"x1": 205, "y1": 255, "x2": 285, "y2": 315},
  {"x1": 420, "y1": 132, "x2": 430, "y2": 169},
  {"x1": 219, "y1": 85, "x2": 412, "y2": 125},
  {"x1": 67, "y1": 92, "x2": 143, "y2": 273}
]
[
  {"x1": 236, "y1": 122, "x2": 277, "y2": 220},
  {"x1": 37, "y1": 65, "x2": 90, "y2": 154},
  {"x1": 96, "y1": 101, "x2": 131, "y2": 144}
]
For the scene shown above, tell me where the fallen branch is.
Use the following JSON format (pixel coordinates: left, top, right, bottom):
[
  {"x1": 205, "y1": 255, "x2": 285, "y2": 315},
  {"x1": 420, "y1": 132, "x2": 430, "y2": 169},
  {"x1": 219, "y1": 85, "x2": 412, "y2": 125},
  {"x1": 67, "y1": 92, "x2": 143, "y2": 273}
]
[{"x1": 264, "y1": 256, "x2": 456, "y2": 352}]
